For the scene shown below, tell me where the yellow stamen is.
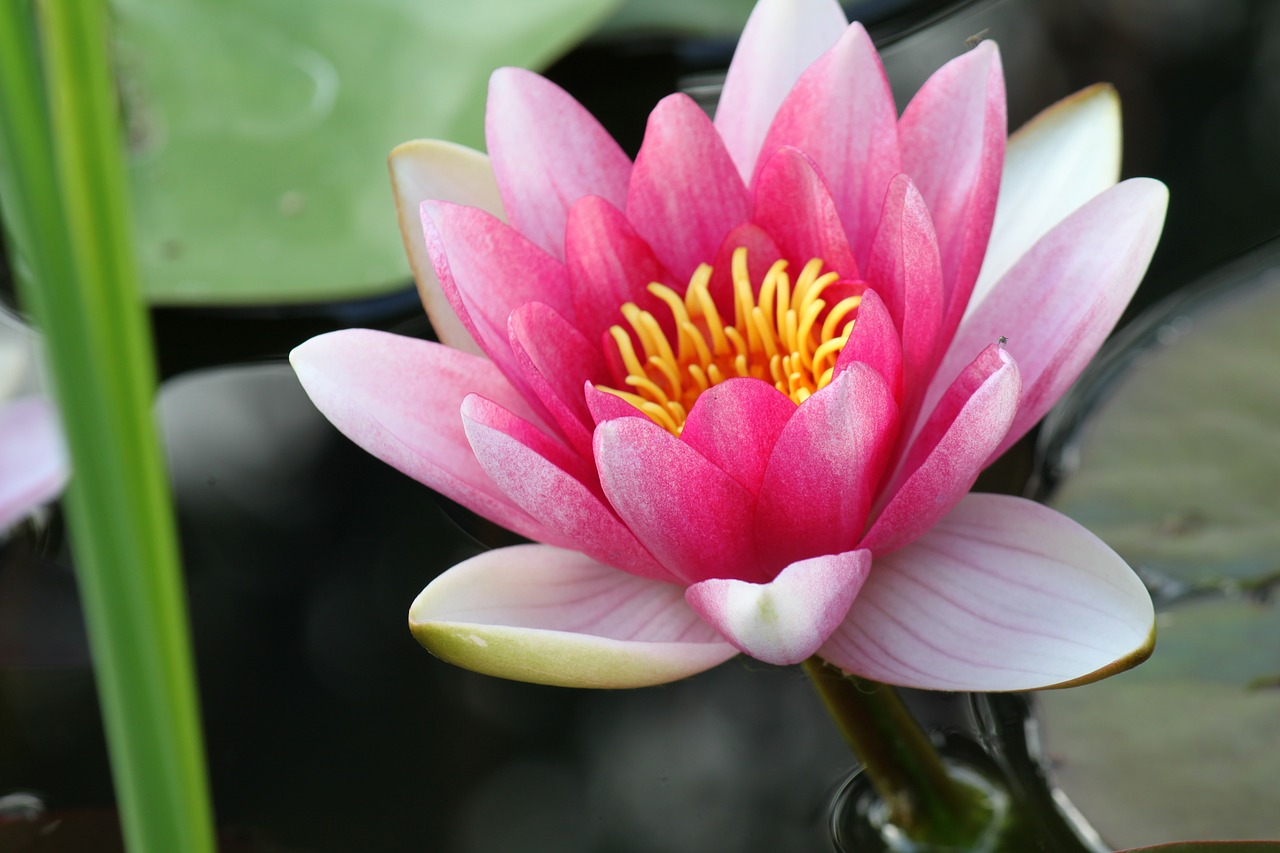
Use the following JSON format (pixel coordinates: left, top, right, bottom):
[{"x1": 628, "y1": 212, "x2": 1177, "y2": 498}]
[{"x1": 597, "y1": 248, "x2": 859, "y2": 434}]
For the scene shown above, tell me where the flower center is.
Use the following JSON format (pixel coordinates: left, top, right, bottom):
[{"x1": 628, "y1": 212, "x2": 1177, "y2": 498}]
[{"x1": 598, "y1": 247, "x2": 862, "y2": 434}]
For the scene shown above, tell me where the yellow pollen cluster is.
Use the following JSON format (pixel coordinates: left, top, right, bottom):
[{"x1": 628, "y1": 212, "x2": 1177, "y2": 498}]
[{"x1": 598, "y1": 247, "x2": 861, "y2": 434}]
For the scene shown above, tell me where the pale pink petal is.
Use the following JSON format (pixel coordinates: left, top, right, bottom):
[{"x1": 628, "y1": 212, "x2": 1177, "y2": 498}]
[
  {"x1": 595, "y1": 416, "x2": 762, "y2": 584},
  {"x1": 898, "y1": 41, "x2": 1006, "y2": 338},
  {"x1": 686, "y1": 548, "x2": 870, "y2": 665},
  {"x1": 862, "y1": 345, "x2": 1020, "y2": 555},
  {"x1": 754, "y1": 363, "x2": 898, "y2": 571},
  {"x1": 461, "y1": 394, "x2": 672, "y2": 582},
  {"x1": 626, "y1": 94, "x2": 751, "y2": 282},
  {"x1": 834, "y1": 288, "x2": 902, "y2": 401},
  {"x1": 715, "y1": 0, "x2": 847, "y2": 182},
  {"x1": 930, "y1": 178, "x2": 1168, "y2": 460},
  {"x1": 969, "y1": 84, "x2": 1122, "y2": 319},
  {"x1": 759, "y1": 22, "x2": 899, "y2": 260},
  {"x1": 389, "y1": 140, "x2": 501, "y2": 355},
  {"x1": 410, "y1": 544, "x2": 736, "y2": 688},
  {"x1": 821, "y1": 494, "x2": 1155, "y2": 691},
  {"x1": 486, "y1": 68, "x2": 632, "y2": 260},
  {"x1": 751, "y1": 146, "x2": 858, "y2": 277},
  {"x1": 290, "y1": 329, "x2": 560, "y2": 545},
  {"x1": 0, "y1": 397, "x2": 67, "y2": 532},
  {"x1": 680, "y1": 378, "x2": 796, "y2": 495}
]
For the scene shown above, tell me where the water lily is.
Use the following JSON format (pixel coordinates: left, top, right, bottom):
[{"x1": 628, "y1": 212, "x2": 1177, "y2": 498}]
[
  {"x1": 0, "y1": 307, "x2": 67, "y2": 533},
  {"x1": 292, "y1": 0, "x2": 1166, "y2": 691}
]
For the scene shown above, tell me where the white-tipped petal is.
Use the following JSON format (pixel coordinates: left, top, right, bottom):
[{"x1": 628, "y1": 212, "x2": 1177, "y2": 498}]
[{"x1": 0, "y1": 397, "x2": 68, "y2": 532}]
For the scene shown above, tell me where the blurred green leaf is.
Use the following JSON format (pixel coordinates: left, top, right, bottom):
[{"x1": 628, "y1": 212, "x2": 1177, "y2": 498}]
[
  {"x1": 1118, "y1": 844, "x2": 1280, "y2": 852},
  {"x1": 115, "y1": 0, "x2": 620, "y2": 304}
]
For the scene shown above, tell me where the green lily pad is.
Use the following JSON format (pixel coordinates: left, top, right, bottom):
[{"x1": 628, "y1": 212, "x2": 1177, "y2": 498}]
[
  {"x1": 115, "y1": 0, "x2": 619, "y2": 305},
  {"x1": 1044, "y1": 250, "x2": 1280, "y2": 591}
]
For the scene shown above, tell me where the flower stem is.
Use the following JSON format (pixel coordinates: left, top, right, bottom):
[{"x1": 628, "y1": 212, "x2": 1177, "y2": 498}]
[{"x1": 803, "y1": 657, "x2": 991, "y2": 846}]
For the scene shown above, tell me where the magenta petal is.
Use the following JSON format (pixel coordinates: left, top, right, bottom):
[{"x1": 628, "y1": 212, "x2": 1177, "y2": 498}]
[
  {"x1": 595, "y1": 416, "x2": 762, "y2": 584},
  {"x1": 462, "y1": 395, "x2": 673, "y2": 582},
  {"x1": 931, "y1": 178, "x2": 1168, "y2": 459},
  {"x1": 862, "y1": 345, "x2": 1020, "y2": 555},
  {"x1": 410, "y1": 544, "x2": 737, "y2": 688},
  {"x1": 821, "y1": 495, "x2": 1155, "y2": 691},
  {"x1": 626, "y1": 94, "x2": 751, "y2": 282},
  {"x1": 686, "y1": 548, "x2": 870, "y2": 665},
  {"x1": 680, "y1": 378, "x2": 796, "y2": 495},
  {"x1": 759, "y1": 22, "x2": 900, "y2": 260},
  {"x1": 714, "y1": 0, "x2": 847, "y2": 182},
  {"x1": 834, "y1": 289, "x2": 902, "y2": 401},
  {"x1": 898, "y1": 42, "x2": 1006, "y2": 338},
  {"x1": 290, "y1": 329, "x2": 559, "y2": 545},
  {"x1": 752, "y1": 146, "x2": 858, "y2": 277},
  {"x1": 486, "y1": 68, "x2": 632, "y2": 260},
  {"x1": 754, "y1": 363, "x2": 898, "y2": 570},
  {"x1": 0, "y1": 397, "x2": 67, "y2": 532}
]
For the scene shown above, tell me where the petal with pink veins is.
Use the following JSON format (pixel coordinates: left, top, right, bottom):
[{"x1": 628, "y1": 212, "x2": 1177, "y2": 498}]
[
  {"x1": 389, "y1": 140, "x2": 501, "y2": 355},
  {"x1": 754, "y1": 363, "x2": 898, "y2": 570},
  {"x1": 595, "y1": 416, "x2": 762, "y2": 584},
  {"x1": 759, "y1": 22, "x2": 899, "y2": 260},
  {"x1": 680, "y1": 378, "x2": 796, "y2": 495},
  {"x1": 410, "y1": 544, "x2": 737, "y2": 688},
  {"x1": 462, "y1": 394, "x2": 672, "y2": 582},
  {"x1": 898, "y1": 41, "x2": 1006, "y2": 338},
  {"x1": 820, "y1": 494, "x2": 1155, "y2": 691},
  {"x1": 930, "y1": 178, "x2": 1168, "y2": 460},
  {"x1": 715, "y1": 0, "x2": 847, "y2": 182},
  {"x1": 862, "y1": 345, "x2": 1020, "y2": 555},
  {"x1": 0, "y1": 397, "x2": 68, "y2": 533},
  {"x1": 290, "y1": 329, "x2": 561, "y2": 546},
  {"x1": 752, "y1": 146, "x2": 858, "y2": 277},
  {"x1": 486, "y1": 68, "x2": 632, "y2": 260},
  {"x1": 686, "y1": 548, "x2": 871, "y2": 666},
  {"x1": 969, "y1": 84, "x2": 1122, "y2": 319},
  {"x1": 626, "y1": 94, "x2": 751, "y2": 283}
]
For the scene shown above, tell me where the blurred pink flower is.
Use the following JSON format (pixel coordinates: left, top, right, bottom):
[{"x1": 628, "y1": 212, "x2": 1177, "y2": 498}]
[
  {"x1": 0, "y1": 308, "x2": 67, "y2": 533},
  {"x1": 293, "y1": 0, "x2": 1165, "y2": 690}
]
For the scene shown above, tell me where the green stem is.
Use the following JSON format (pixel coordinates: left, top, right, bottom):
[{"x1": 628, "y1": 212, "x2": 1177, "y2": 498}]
[
  {"x1": 803, "y1": 657, "x2": 989, "y2": 845},
  {"x1": 0, "y1": 3, "x2": 216, "y2": 852}
]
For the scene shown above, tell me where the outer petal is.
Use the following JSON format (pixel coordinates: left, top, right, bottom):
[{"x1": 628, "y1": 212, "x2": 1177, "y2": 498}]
[
  {"x1": 751, "y1": 146, "x2": 858, "y2": 277},
  {"x1": 290, "y1": 329, "x2": 560, "y2": 545},
  {"x1": 931, "y1": 178, "x2": 1168, "y2": 459},
  {"x1": 626, "y1": 94, "x2": 751, "y2": 282},
  {"x1": 898, "y1": 41, "x2": 1006, "y2": 337},
  {"x1": 0, "y1": 397, "x2": 67, "y2": 532},
  {"x1": 759, "y1": 22, "x2": 899, "y2": 260},
  {"x1": 410, "y1": 544, "x2": 736, "y2": 688},
  {"x1": 715, "y1": 0, "x2": 847, "y2": 182},
  {"x1": 862, "y1": 345, "x2": 1019, "y2": 555},
  {"x1": 389, "y1": 140, "x2": 501, "y2": 355},
  {"x1": 968, "y1": 84, "x2": 1122, "y2": 319},
  {"x1": 595, "y1": 416, "x2": 762, "y2": 584},
  {"x1": 485, "y1": 68, "x2": 631, "y2": 260},
  {"x1": 821, "y1": 494, "x2": 1156, "y2": 691},
  {"x1": 679, "y1": 378, "x2": 796, "y2": 495},
  {"x1": 686, "y1": 548, "x2": 870, "y2": 665},
  {"x1": 461, "y1": 394, "x2": 673, "y2": 582}
]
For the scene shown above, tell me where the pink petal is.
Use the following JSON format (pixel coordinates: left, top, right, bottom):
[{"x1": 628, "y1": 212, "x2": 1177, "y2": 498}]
[
  {"x1": 388, "y1": 140, "x2": 501, "y2": 355},
  {"x1": 680, "y1": 378, "x2": 796, "y2": 495},
  {"x1": 410, "y1": 544, "x2": 736, "y2": 688},
  {"x1": 485, "y1": 68, "x2": 632, "y2": 260},
  {"x1": 758, "y1": 22, "x2": 899, "y2": 260},
  {"x1": 751, "y1": 146, "x2": 858, "y2": 277},
  {"x1": 290, "y1": 329, "x2": 560, "y2": 545},
  {"x1": 834, "y1": 288, "x2": 902, "y2": 401},
  {"x1": 754, "y1": 363, "x2": 898, "y2": 571},
  {"x1": 461, "y1": 394, "x2": 672, "y2": 582},
  {"x1": 862, "y1": 345, "x2": 1020, "y2": 555},
  {"x1": 0, "y1": 397, "x2": 67, "y2": 532},
  {"x1": 594, "y1": 416, "x2": 762, "y2": 584},
  {"x1": 686, "y1": 548, "x2": 870, "y2": 666},
  {"x1": 626, "y1": 94, "x2": 751, "y2": 282},
  {"x1": 714, "y1": 0, "x2": 847, "y2": 182},
  {"x1": 585, "y1": 383, "x2": 645, "y2": 425},
  {"x1": 820, "y1": 494, "x2": 1155, "y2": 691},
  {"x1": 898, "y1": 41, "x2": 1006, "y2": 339},
  {"x1": 930, "y1": 178, "x2": 1168, "y2": 460}
]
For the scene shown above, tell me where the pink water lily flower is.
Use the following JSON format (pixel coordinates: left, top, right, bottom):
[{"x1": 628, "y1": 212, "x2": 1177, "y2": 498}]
[
  {"x1": 1, "y1": 308, "x2": 67, "y2": 533},
  {"x1": 292, "y1": 0, "x2": 1166, "y2": 691}
]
